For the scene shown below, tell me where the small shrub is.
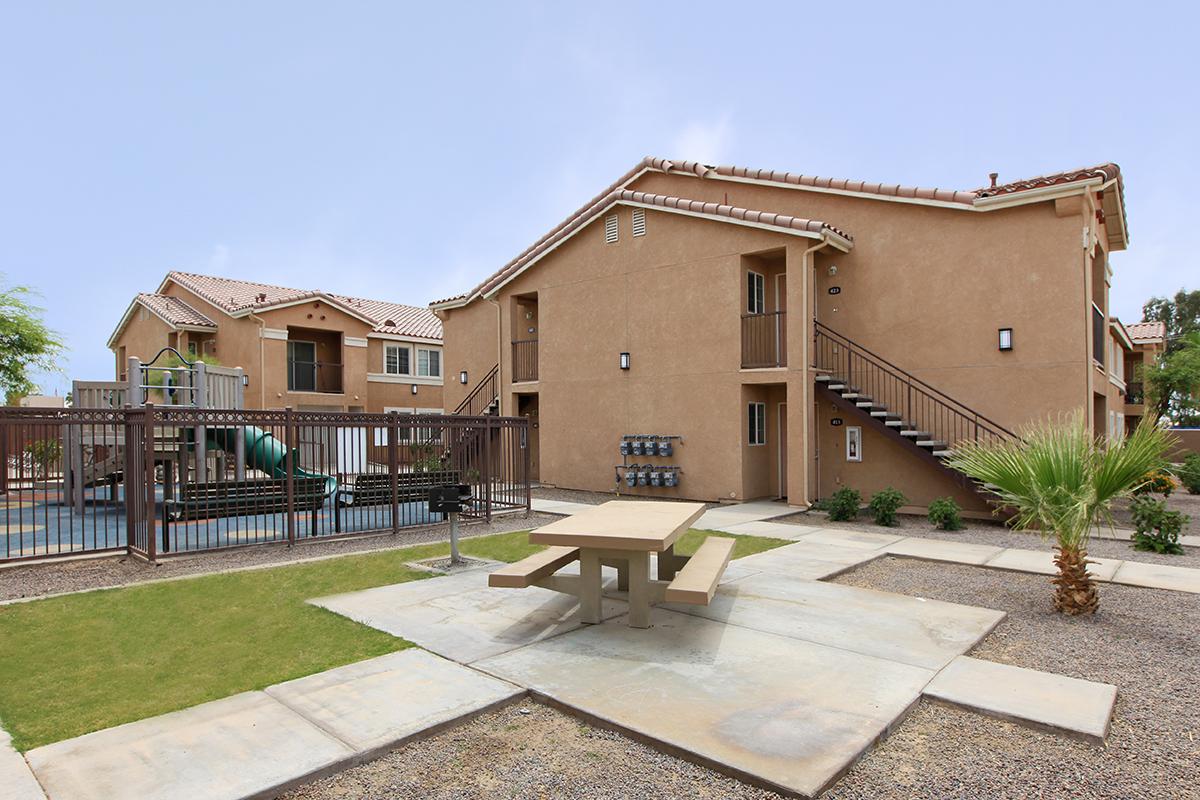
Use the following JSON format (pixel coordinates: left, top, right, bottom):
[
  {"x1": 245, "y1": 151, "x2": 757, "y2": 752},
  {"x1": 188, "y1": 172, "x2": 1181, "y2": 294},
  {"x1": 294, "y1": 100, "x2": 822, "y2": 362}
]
[
  {"x1": 1179, "y1": 453, "x2": 1200, "y2": 495},
  {"x1": 1129, "y1": 495, "x2": 1188, "y2": 555},
  {"x1": 927, "y1": 497, "x2": 964, "y2": 531},
  {"x1": 823, "y1": 487, "x2": 862, "y2": 521},
  {"x1": 1132, "y1": 468, "x2": 1175, "y2": 497},
  {"x1": 868, "y1": 487, "x2": 907, "y2": 527}
]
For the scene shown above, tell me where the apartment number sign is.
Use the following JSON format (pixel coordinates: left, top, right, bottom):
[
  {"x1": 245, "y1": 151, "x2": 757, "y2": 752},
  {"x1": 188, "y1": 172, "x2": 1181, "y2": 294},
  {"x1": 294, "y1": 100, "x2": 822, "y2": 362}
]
[
  {"x1": 828, "y1": 286, "x2": 841, "y2": 295},
  {"x1": 830, "y1": 418, "x2": 844, "y2": 426}
]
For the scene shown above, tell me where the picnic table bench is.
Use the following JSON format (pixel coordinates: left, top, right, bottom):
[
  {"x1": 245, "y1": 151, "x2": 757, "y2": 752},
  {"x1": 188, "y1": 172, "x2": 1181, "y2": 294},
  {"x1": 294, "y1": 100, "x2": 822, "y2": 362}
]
[{"x1": 488, "y1": 500, "x2": 734, "y2": 628}]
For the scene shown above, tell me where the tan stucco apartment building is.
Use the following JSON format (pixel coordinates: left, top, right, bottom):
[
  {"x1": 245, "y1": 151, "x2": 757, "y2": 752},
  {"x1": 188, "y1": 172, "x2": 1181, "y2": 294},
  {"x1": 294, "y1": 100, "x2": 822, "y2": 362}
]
[
  {"x1": 433, "y1": 157, "x2": 1140, "y2": 514},
  {"x1": 109, "y1": 272, "x2": 444, "y2": 414}
]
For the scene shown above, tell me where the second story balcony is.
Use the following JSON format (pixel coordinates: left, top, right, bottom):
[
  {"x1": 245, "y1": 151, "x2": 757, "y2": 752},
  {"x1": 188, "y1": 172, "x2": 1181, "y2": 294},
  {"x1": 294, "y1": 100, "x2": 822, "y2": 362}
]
[
  {"x1": 287, "y1": 331, "x2": 344, "y2": 394},
  {"x1": 287, "y1": 359, "x2": 344, "y2": 393},
  {"x1": 513, "y1": 338, "x2": 538, "y2": 383},
  {"x1": 741, "y1": 311, "x2": 787, "y2": 368}
]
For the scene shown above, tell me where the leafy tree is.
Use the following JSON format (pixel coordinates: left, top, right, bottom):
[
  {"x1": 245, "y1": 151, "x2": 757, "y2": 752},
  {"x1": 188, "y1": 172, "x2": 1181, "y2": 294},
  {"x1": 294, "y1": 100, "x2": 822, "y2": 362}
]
[
  {"x1": 0, "y1": 277, "x2": 64, "y2": 399},
  {"x1": 1143, "y1": 332, "x2": 1200, "y2": 425},
  {"x1": 948, "y1": 415, "x2": 1171, "y2": 615},
  {"x1": 1143, "y1": 289, "x2": 1200, "y2": 355}
]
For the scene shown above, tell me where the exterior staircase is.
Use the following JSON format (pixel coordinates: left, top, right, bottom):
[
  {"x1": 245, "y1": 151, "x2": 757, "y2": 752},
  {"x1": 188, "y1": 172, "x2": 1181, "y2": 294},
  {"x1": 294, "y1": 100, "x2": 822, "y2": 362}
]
[
  {"x1": 813, "y1": 321, "x2": 1015, "y2": 490},
  {"x1": 453, "y1": 363, "x2": 499, "y2": 416}
]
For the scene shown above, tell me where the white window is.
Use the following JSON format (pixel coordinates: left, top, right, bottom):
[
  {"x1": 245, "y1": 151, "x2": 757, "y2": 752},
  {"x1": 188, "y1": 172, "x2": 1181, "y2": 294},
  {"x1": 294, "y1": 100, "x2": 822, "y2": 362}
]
[
  {"x1": 632, "y1": 208, "x2": 646, "y2": 237},
  {"x1": 747, "y1": 271, "x2": 765, "y2": 315},
  {"x1": 384, "y1": 344, "x2": 410, "y2": 375},
  {"x1": 604, "y1": 214, "x2": 618, "y2": 243},
  {"x1": 417, "y1": 348, "x2": 441, "y2": 378},
  {"x1": 748, "y1": 402, "x2": 767, "y2": 446},
  {"x1": 846, "y1": 426, "x2": 863, "y2": 462}
]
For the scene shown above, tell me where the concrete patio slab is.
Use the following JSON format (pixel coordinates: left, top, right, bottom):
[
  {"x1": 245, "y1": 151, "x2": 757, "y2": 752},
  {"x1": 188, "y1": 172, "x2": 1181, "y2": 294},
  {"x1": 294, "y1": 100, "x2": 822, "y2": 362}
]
[
  {"x1": 923, "y1": 656, "x2": 1116, "y2": 742},
  {"x1": 474, "y1": 607, "x2": 934, "y2": 799},
  {"x1": 668, "y1": 572, "x2": 1004, "y2": 670},
  {"x1": 1109, "y1": 560, "x2": 1200, "y2": 594},
  {"x1": 983, "y1": 548, "x2": 1123, "y2": 582},
  {"x1": 0, "y1": 723, "x2": 45, "y2": 800},
  {"x1": 26, "y1": 692, "x2": 353, "y2": 800},
  {"x1": 800, "y1": 528, "x2": 906, "y2": 551},
  {"x1": 265, "y1": 650, "x2": 523, "y2": 753},
  {"x1": 530, "y1": 499, "x2": 595, "y2": 516},
  {"x1": 311, "y1": 571, "x2": 626, "y2": 664},
  {"x1": 732, "y1": 540, "x2": 881, "y2": 579},
  {"x1": 885, "y1": 537, "x2": 1004, "y2": 565},
  {"x1": 712, "y1": 520, "x2": 821, "y2": 540}
]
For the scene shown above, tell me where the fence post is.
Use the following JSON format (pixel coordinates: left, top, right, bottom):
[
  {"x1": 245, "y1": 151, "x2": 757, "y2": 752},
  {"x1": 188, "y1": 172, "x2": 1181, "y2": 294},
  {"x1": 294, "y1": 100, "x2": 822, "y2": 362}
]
[
  {"x1": 388, "y1": 411, "x2": 399, "y2": 535},
  {"x1": 285, "y1": 407, "x2": 296, "y2": 546},
  {"x1": 483, "y1": 413, "x2": 493, "y2": 523},
  {"x1": 128, "y1": 357, "x2": 143, "y2": 407},
  {"x1": 144, "y1": 403, "x2": 158, "y2": 561},
  {"x1": 524, "y1": 417, "x2": 532, "y2": 513},
  {"x1": 193, "y1": 361, "x2": 207, "y2": 483},
  {"x1": 0, "y1": 414, "x2": 8, "y2": 497}
]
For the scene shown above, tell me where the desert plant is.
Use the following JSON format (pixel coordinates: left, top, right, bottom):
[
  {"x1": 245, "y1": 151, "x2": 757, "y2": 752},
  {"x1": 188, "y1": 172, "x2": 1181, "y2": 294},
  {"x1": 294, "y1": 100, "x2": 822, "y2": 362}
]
[
  {"x1": 1129, "y1": 495, "x2": 1188, "y2": 555},
  {"x1": 928, "y1": 497, "x2": 964, "y2": 531},
  {"x1": 946, "y1": 414, "x2": 1172, "y2": 615},
  {"x1": 1132, "y1": 467, "x2": 1175, "y2": 497},
  {"x1": 823, "y1": 487, "x2": 862, "y2": 521},
  {"x1": 869, "y1": 487, "x2": 907, "y2": 527},
  {"x1": 1180, "y1": 453, "x2": 1200, "y2": 495}
]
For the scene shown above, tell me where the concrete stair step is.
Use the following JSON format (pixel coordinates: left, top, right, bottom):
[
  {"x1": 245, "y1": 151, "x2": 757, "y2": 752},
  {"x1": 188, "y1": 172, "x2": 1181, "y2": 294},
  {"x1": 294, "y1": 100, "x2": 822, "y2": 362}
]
[
  {"x1": 899, "y1": 430, "x2": 929, "y2": 438},
  {"x1": 917, "y1": 440, "x2": 948, "y2": 448}
]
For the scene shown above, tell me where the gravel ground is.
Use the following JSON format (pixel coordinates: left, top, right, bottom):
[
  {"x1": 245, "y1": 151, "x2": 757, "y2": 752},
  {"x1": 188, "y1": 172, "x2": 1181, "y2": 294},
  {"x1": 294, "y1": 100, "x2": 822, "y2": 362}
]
[
  {"x1": 281, "y1": 700, "x2": 787, "y2": 800},
  {"x1": 827, "y1": 558, "x2": 1200, "y2": 800},
  {"x1": 0, "y1": 512, "x2": 553, "y2": 602},
  {"x1": 778, "y1": 509, "x2": 1200, "y2": 569}
]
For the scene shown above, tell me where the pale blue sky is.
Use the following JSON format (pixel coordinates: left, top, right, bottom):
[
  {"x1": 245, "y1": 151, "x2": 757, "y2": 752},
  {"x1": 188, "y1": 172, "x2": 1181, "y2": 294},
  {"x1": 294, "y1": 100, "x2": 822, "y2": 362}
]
[{"x1": 2, "y1": 1, "x2": 1196, "y2": 395}]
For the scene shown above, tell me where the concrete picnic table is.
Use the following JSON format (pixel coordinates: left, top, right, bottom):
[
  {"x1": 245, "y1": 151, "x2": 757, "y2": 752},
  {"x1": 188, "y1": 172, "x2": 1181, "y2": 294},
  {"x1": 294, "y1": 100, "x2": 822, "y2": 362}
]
[{"x1": 490, "y1": 500, "x2": 734, "y2": 628}]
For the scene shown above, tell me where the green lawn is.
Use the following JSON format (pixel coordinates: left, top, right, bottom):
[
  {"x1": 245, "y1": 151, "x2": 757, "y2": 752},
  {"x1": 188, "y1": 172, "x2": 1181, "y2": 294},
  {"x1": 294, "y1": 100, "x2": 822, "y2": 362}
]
[{"x1": 0, "y1": 528, "x2": 785, "y2": 751}]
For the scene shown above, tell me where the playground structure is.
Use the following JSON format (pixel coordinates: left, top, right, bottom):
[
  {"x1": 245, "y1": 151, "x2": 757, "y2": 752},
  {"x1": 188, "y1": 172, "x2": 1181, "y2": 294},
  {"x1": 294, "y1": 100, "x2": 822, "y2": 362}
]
[{"x1": 2, "y1": 350, "x2": 530, "y2": 563}]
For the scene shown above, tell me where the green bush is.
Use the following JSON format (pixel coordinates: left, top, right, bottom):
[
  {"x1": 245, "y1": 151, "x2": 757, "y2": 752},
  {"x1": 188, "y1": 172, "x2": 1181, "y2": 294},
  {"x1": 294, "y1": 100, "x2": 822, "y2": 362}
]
[
  {"x1": 868, "y1": 487, "x2": 907, "y2": 527},
  {"x1": 1132, "y1": 468, "x2": 1175, "y2": 497},
  {"x1": 927, "y1": 497, "x2": 964, "y2": 531},
  {"x1": 823, "y1": 487, "x2": 862, "y2": 521},
  {"x1": 1180, "y1": 453, "x2": 1200, "y2": 495},
  {"x1": 1129, "y1": 495, "x2": 1188, "y2": 555}
]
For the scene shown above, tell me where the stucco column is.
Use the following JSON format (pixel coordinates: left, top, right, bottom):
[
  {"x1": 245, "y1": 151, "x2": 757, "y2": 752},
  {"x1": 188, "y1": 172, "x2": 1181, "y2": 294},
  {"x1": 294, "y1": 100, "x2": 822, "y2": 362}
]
[{"x1": 784, "y1": 241, "x2": 814, "y2": 506}]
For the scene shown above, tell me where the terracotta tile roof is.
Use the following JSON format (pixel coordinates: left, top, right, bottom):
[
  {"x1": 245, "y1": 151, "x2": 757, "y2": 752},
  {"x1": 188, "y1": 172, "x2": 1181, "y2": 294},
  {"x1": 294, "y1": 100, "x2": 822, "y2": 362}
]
[
  {"x1": 135, "y1": 293, "x2": 217, "y2": 328},
  {"x1": 973, "y1": 164, "x2": 1122, "y2": 197},
  {"x1": 164, "y1": 271, "x2": 441, "y2": 340},
  {"x1": 1126, "y1": 320, "x2": 1166, "y2": 343},
  {"x1": 435, "y1": 186, "x2": 852, "y2": 305},
  {"x1": 433, "y1": 156, "x2": 1127, "y2": 309}
]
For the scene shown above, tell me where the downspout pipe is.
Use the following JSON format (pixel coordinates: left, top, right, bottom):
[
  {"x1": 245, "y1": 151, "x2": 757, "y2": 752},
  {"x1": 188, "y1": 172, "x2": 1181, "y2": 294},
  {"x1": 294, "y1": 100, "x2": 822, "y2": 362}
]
[{"x1": 487, "y1": 296, "x2": 502, "y2": 416}]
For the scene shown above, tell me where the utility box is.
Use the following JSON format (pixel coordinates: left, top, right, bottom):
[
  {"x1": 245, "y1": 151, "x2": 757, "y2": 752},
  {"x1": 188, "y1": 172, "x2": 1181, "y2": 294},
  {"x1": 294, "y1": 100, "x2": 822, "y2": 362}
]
[
  {"x1": 663, "y1": 470, "x2": 678, "y2": 488},
  {"x1": 657, "y1": 440, "x2": 673, "y2": 457},
  {"x1": 429, "y1": 484, "x2": 472, "y2": 514},
  {"x1": 619, "y1": 440, "x2": 632, "y2": 456},
  {"x1": 624, "y1": 467, "x2": 638, "y2": 488}
]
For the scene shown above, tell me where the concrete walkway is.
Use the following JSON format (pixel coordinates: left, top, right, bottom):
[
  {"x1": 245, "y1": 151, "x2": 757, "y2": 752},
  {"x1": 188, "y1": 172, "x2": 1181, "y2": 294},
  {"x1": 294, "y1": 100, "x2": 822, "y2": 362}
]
[
  {"x1": 24, "y1": 650, "x2": 522, "y2": 800},
  {"x1": 0, "y1": 722, "x2": 44, "y2": 800}
]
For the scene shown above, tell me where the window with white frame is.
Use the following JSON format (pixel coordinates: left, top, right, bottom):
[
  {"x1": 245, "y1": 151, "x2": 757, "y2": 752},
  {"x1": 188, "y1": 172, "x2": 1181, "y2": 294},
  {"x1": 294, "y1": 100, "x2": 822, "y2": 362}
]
[
  {"x1": 417, "y1": 348, "x2": 441, "y2": 378},
  {"x1": 747, "y1": 271, "x2": 765, "y2": 315},
  {"x1": 384, "y1": 344, "x2": 410, "y2": 375},
  {"x1": 748, "y1": 402, "x2": 767, "y2": 446},
  {"x1": 846, "y1": 426, "x2": 863, "y2": 462}
]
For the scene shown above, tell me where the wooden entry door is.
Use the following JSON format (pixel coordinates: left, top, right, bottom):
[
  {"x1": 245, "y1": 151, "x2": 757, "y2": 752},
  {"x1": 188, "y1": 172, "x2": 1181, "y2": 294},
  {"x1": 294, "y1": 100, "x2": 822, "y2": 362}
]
[
  {"x1": 777, "y1": 402, "x2": 788, "y2": 499},
  {"x1": 518, "y1": 394, "x2": 540, "y2": 481}
]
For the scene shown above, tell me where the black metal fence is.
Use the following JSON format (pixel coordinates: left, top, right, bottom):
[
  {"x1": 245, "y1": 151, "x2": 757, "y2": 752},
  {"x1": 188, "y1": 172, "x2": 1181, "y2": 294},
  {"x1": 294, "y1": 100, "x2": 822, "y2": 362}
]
[{"x1": 0, "y1": 406, "x2": 530, "y2": 563}]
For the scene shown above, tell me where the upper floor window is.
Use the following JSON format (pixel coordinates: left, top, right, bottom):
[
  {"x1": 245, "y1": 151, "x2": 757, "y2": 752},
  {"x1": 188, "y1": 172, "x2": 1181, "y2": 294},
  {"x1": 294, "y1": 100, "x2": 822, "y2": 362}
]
[
  {"x1": 384, "y1": 344, "x2": 410, "y2": 375},
  {"x1": 417, "y1": 348, "x2": 441, "y2": 378},
  {"x1": 747, "y1": 271, "x2": 766, "y2": 315}
]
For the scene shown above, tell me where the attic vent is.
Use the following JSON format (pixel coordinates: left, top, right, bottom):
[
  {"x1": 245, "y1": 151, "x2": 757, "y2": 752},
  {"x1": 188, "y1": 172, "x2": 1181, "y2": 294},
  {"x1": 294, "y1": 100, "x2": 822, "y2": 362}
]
[
  {"x1": 631, "y1": 208, "x2": 646, "y2": 237},
  {"x1": 604, "y1": 214, "x2": 618, "y2": 244},
  {"x1": 383, "y1": 319, "x2": 395, "y2": 328}
]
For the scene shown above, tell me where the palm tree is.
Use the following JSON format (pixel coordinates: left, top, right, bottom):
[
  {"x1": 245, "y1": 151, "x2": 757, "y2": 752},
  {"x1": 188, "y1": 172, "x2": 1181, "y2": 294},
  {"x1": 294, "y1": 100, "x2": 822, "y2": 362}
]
[{"x1": 947, "y1": 415, "x2": 1172, "y2": 615}]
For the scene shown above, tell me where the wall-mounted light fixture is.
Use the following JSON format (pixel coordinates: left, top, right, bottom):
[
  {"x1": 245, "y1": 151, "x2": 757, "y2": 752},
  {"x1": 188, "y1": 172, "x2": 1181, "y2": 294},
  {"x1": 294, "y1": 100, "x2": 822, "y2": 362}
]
[
  {"x1": 411, "y1": 384, "x2": 418, "y2": 395},
  {"x1": 241, "y1": 375, "x2": 250, "y2": 387},
  {"x1": 998, "y1": 328, "x2": 1013, "y2": 351},
  {"x1": 459, "y1": 370, "x2": 468, "y2": 385},
  {"x1": 619, "y1": 352, "x2": 631, "y2": 370},
  {"x1": 828, "y1": 265, "x2": 838, "y2": 276}
]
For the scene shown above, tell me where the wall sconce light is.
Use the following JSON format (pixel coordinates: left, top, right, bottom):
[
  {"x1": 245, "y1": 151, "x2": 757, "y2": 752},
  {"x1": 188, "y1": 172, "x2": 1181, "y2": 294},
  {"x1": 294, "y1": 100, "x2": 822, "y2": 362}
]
[
  {"x1": 619, "y1": 352, "x2": 631, "y2": 370},
  {"x1": 411, "y1": 384, "x2": 418, "y2": 395},
  {"x1": 459, "y1": 370, "x2": 468, "y2": 385},
  {"x1": 241, "y1": 375, "x2": 250, "y2": 387},
  {"x1": 998, "y1": 328, "x2": 1013, "y2": 351},
  {"x1": 828, "y1": 265, "x2": 838, "y2": 276}
]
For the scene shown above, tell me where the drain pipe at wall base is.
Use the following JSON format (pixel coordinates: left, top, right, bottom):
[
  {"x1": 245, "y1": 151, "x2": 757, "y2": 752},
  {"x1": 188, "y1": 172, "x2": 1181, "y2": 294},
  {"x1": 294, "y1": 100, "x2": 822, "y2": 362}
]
[
  {"x1": 800, "y1": 239, "x2": 833, "y2": 508},
  {"x1": 248, "y1": 310, "x2": 267, "y2": 408},
  {"x1": 488, "y1": 296, "x2": 502, "y2": 416}
]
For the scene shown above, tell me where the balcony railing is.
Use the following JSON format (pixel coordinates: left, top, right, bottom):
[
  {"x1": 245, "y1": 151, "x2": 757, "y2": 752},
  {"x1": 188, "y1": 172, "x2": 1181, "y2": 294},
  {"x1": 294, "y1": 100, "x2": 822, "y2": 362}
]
[
  {"x1": 1092, "y1": 305, "x2": 1105, "y2": 368},
  {"x1": 1125, "y1": 382, "x2": 1145, "y2": 405},
  {"x1": 741, "y1": 311, "x2": 787, "y2": 368},
  {"x1": 287, "y1": 360, "x2": 343, "y2": 393},
  {"x1": 512, "y1": 339, "x2": 538, "y2": 383}
]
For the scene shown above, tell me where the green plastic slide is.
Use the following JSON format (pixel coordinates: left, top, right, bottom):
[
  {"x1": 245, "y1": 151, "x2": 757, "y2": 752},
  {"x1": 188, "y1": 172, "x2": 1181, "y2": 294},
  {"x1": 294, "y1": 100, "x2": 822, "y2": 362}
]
[{"x1": 205, "y1": 426, "x2": 337, "y2": 496}]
